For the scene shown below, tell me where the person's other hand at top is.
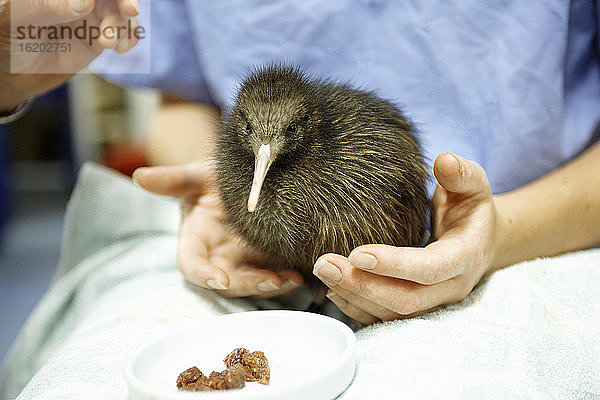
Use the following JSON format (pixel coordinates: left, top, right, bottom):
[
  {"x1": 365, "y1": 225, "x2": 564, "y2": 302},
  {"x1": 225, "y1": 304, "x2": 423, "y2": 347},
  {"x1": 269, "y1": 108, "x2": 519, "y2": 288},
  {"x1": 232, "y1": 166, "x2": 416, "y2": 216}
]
[{"x1": 0, "y1": 0, "x2": 141, "y2": 110}]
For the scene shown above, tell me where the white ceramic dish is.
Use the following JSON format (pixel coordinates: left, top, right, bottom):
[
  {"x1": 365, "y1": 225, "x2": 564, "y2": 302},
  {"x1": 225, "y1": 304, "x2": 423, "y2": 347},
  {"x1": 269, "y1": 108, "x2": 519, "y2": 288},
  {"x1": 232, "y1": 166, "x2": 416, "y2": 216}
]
[{"x1": 126, "y1": 310, "x2": 356, "y2": 400}]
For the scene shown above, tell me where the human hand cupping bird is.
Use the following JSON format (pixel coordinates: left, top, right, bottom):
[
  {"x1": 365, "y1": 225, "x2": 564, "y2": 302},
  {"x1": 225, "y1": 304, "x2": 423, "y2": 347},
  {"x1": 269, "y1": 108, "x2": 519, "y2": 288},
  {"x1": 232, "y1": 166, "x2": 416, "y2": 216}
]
[
  {"x1": 0, "y1": 0, "x2": 140, "y2": 109},
  {"x1": 134, "y1": 152, "x2": 496, "y2": 322},
  {"x1": 313, "y1": 152, "x2": 497, "y2": 324},
  {"x1": 133, "y1": 162, "x2": 304, "y2": 298}
]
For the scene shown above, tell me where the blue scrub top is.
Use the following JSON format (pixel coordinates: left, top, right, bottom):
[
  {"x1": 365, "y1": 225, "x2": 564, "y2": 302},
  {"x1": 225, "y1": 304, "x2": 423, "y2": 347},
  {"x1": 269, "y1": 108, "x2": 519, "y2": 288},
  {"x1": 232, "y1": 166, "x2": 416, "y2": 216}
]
[{"x1": 93, "y1": 0, "x2": 600, "y2": 198}]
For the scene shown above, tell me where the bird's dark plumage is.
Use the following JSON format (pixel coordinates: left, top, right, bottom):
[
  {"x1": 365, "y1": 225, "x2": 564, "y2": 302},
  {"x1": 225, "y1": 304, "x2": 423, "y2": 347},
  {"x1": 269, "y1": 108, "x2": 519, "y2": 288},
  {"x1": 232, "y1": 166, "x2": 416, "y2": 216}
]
[{"x1": 216, "y1": 65, "x2": 429, "y2": 276}]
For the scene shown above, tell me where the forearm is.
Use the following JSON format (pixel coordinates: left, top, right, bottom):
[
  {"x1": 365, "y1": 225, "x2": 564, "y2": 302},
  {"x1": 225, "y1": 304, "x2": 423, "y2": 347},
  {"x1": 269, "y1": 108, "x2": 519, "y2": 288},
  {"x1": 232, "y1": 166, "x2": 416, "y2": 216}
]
[
  {"x1": 0, "y1": 74, "x2": 32, "y2": 109},
  {"x1": 0, "y1": 73, "x2": 73, "y2": 109},
  {"x1": 491, "y1": 140, "x2": 600, "y2": 269},
  {"x1": 145, "y1": 95, "x2": 220, "y2": 165}
]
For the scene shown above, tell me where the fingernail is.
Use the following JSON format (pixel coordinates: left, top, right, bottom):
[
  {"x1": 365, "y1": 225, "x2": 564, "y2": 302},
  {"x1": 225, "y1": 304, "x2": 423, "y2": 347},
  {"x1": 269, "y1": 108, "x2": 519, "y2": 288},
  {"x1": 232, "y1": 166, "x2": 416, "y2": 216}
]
[
  {"x1": 450, "y1": 152, "x2": 463, "y2": 175},
  {"x1": 326, "y1": 291, "x2": 348, "y2": 308},
  {"x1": 69, "y1": 0, "x2": 88, "y2": 12},
  {"x1": 348, "y1": 252, "x2": 377, "y2": 270},
  {"x1": 281, "y1": 279, "x2": 301, "y2": 290},
  {"x1": 131, "y1": 167, "x2": 146, "y2": 186},
  {"x1": 207, "y1": 279, "x2": 227, "y2": 290},
  {"x1": 129, "y1": 0, "x2": 140, "y2": 14},
  {"x1": 313, "y1": 260, "x2": 342, "y2": 283},
  {"x1": 257, "y1": 280, "x2": 280, "y2": 292}
]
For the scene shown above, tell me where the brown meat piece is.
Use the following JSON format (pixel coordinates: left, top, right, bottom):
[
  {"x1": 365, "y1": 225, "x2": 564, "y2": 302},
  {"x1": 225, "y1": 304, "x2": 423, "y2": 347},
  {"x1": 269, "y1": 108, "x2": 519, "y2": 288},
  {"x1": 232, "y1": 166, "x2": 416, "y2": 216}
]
[
  {"x1": 223, "y1": 348, "x2": 270, "y2": 384},
  {"x1": 206, "y1": 364, "x2": 246, "y2": 390},
  {"x1": 176, "y1": 364, "x2": 246, "y2": 391},
  {"x1": 176, "y1": 366, "x2": 211, "y2": 391},
  {"x1": 223, "y1": 347, "x2": 248, "y2": 366},
  {"x1": 177, "y1": 348, "x2": 269, "y2": 391}
]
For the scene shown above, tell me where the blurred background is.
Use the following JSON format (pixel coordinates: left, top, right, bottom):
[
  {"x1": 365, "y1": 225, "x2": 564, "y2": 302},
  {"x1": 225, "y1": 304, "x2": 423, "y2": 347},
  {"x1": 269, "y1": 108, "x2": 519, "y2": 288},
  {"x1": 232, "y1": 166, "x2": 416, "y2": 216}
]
[{"x1": 0, "y1": 75, "x2": 160, "y2": 365}]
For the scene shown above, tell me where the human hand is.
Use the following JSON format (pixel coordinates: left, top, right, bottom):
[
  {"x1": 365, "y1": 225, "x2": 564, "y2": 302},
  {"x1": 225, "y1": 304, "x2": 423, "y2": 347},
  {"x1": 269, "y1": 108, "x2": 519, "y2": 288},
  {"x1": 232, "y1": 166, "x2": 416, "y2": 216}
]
[
  {"x1": 313, "y1": 152, "x2": 497, "y2": 324},
  {"x1": 133, "y1": 162, "x2": 304, "y2": 298},
  {"x1": 1, "y1": 0, "x2": 141, "y2": 108}
]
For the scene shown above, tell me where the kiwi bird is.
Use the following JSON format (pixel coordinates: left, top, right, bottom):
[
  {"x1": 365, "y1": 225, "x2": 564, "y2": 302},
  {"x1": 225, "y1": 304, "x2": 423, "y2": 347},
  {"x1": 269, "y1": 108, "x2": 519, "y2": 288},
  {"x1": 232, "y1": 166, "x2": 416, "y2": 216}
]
[{"x1": 216, "y1": 65, "x2": 429, "y2": 276}]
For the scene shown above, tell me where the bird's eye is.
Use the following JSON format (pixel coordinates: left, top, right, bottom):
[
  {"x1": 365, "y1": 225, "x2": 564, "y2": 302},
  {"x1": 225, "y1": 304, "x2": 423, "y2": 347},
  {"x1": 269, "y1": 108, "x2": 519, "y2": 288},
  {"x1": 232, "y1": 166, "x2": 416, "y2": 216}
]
[
  {"x1": 246, "y1": 122, "x2": 252, "y2": 133},
  {"x1": 287, "y1": 122, "x2": 297, "y2": 133}
]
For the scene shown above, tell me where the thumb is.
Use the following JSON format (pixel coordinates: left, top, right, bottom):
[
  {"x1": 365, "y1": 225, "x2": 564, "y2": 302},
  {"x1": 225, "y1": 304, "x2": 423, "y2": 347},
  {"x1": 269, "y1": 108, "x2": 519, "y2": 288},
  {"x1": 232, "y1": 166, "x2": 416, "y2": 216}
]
[
  {"x1": 132, "y1": 162, "x2": 216, "y2": 198},
  {"x1": 433, "y1": 152, "x2": 490, "y2": 196},
  {"x1": 10, "y1": 0, "x2": 95, "y2": 25}
]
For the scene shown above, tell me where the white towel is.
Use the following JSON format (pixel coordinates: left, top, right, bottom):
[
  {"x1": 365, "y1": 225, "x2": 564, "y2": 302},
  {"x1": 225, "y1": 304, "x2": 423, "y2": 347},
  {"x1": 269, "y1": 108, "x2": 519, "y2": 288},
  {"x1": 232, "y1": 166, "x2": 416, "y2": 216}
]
[{"x1": 1, "y1": 163, "x2": 599, "y2": 400}]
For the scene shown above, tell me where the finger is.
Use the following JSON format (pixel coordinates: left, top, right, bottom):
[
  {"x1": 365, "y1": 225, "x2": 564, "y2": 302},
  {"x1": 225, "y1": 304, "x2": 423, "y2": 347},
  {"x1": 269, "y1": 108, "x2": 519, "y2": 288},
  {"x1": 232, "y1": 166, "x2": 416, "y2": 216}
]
[
  {"x1": 178, "y1": 252, "x2": 230, "y2": 290},
  {"x1": 314, "y1": 254, "x2": 471, "y2": 315},
  {"x1": 201, "y1": 238, "x2": 303, "y2": 297},
  {"x1": 178, "y1": 233, "x2": 279, "y2": 297},
  {"x1": 329, "y1": 287, "x2": 441, "y2": 321},
  {"x1": 327, "y1": 287, "x2": 398, "y2": 321},
  {"x1": 92, "y1": 0, "x2": 113, "y2": 19},
  {"x1": 328, "y1": 280, "x2": 439, "y2": 320},
  {"x1": 176, "y1": 225, "x2": 230, "y2": 289},
  {"x1": 116, "y1": 0, "x2": 138, "y2": 16},
  {"x1": 433, "y1": 152, "x2": 491, "y2": 197},
  {"x1": 113, "y1": 17, "x2": 140, "y2": 53},
  {"x1": 348, "y1": 240, "x2": 468, "y2": 284},
  {"x1": 94, "y1": 0, "x2": 127, "y2": 49},
  {"x1": 95, "y1": 0, "x2": 140, "y2": 52},
  {"x1": 12, "y1": 0, "x2": 95, "y2": 25},
  {"x1": 176, "y1": 208, "x2": 234, "y2": 290},
  {"x1": 250, "y1": 269, "x2": 304, "y2": 299},
  {"x1": 208, "y1": 260, "x2": 300, "y2": 298},
  {"x1": 133, "y1": 162, "x2": 216, "y2": 197},
  {"x1": 213, "y1": 241, "x2": 304, "y2": 298},
  {"x1": 325, "y1": 291, "x2": 379, "y2": 325}
]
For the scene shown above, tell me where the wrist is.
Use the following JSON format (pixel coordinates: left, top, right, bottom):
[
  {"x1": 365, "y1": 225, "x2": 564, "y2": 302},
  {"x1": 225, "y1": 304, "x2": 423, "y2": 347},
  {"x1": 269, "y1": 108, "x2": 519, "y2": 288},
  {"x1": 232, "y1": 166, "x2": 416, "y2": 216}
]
[
  {"x1": 0, "y1": 69, "x2": 31, "y2": 109},
  {"x1": 0, "y1": 98, "x2": 33, "y2": 124},
  {"x1": 0, "y1": 73, "x2": 31, "y2": 109},
  {"x1": 489, "y1": 193, "x2": 512, "y2": 271}
]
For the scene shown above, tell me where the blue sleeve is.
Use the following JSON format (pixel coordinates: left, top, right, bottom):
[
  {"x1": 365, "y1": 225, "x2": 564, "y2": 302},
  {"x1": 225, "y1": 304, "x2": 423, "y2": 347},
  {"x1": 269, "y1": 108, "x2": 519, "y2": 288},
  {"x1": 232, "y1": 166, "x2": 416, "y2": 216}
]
[{"x1": 91, "y1": 0, "x2": 214, "y2": 104}]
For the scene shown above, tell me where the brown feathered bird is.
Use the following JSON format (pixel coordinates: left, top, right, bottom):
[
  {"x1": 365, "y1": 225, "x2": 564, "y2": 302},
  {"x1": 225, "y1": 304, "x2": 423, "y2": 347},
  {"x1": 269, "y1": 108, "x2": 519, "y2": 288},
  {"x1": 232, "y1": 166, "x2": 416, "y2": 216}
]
[{"x1": 216, "y1": 65, "x2": 429, "y2": 277}]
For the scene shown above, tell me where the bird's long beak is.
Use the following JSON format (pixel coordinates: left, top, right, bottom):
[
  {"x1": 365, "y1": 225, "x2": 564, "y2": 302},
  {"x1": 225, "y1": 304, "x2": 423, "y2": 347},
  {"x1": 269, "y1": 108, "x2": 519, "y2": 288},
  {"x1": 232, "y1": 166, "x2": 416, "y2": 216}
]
[{"x1": 247, "y1": 143, "x2": 272, "y2": 212}]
